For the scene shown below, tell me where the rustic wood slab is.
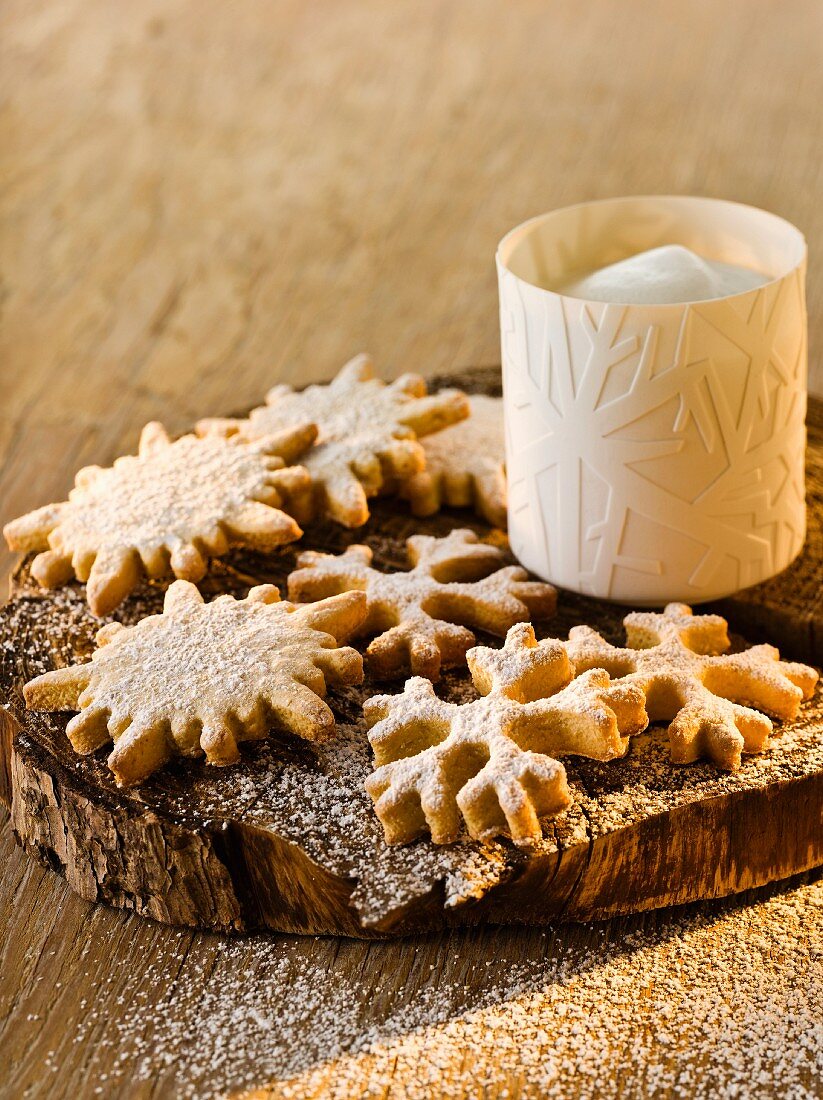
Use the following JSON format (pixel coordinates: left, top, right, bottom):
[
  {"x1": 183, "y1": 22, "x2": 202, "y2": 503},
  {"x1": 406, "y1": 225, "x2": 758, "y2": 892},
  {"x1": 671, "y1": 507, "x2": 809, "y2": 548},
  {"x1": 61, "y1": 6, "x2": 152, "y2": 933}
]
[
  {"x1": 1, "y1": 369, "x2": 821, "y2": 938},
  {"x1": 3, "y1": 6, "x2": 823, "y2": 1095}
]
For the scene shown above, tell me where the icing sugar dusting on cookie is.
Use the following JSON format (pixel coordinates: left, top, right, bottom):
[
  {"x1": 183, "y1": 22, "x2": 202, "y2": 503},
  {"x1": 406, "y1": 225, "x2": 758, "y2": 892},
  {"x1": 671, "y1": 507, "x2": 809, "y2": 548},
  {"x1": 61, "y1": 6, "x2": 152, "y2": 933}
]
[
  {"x1": 198, "y1": 354, "x2": 469, "y2": 527},
  {"x1": 364, "y1": 621, "x2": 647, "y2": 847},
  {"x1": 288, "y1": 527, "x2": 556, "y2": 680},
  {"x1": 402, "y1": 394, "x2": 508, "y2": 527},
  {"x1": 23, "y1": 580, "x2": 366, "y2": 786},
  {"x1": 3, "y1": 421, "x2": 316, "y2": 616},
  {"x1": 565, "y1": 602, "x2": 818, "y2": 771}
]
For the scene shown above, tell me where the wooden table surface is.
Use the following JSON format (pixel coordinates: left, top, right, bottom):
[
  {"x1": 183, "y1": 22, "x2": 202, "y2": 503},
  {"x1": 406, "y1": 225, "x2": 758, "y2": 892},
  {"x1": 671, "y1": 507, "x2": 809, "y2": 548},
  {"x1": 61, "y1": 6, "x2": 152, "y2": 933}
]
[{"x1": 2, "y1": 2, "x2": 822, "y2": 1097}]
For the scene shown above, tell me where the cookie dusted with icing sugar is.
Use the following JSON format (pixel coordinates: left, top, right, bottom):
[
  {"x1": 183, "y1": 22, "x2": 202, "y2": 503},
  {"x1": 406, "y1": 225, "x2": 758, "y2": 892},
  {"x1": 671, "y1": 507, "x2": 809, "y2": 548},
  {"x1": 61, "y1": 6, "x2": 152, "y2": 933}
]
[
  {"x1": 4, "y1": 421, "x2": 317, "y2": 617},
  {"x1": 198, "y1": 354, "x2": 469, "y2": 528},
  {"x1": 287, "y1": 527, "x2": 556, "y2": 681},
  {"x1": 401, "y1": 394, "x2": 508, "y2": 527},
  {"x1": 365, "y1": 622, "x2": 647, "y2": 847},
  {"x1": 23, "y1": 580, "x2": 367, "y2": 787},
  {"x1": 564, "y1": 602, "x2": 819, "y2": 770}
]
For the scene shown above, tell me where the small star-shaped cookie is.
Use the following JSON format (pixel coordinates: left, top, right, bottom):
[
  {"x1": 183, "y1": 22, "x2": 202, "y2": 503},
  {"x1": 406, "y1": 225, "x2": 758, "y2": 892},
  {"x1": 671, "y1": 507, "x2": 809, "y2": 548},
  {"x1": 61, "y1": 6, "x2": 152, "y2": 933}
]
[
  {"x1": 400, "y1": 394, "x2": 508, "y2": 527},
  {"x1": 287, "y1": 528, "x2": 556, "y2": 680},
  {"x1": 24, "y1": 580, "x2": 367, "y2": 786},
  {"x1": 365, "y1": 622, "x2": 648, "y2": 847},
  {"x1": 564, "y1": 602, "x2": 819, "y2": 769},
  {"x1": 198, "y1": 354, "x2": 469, "y2": 527},
  {"x1": 4, "y1": 421, "x2": 315, "y2": 617}
]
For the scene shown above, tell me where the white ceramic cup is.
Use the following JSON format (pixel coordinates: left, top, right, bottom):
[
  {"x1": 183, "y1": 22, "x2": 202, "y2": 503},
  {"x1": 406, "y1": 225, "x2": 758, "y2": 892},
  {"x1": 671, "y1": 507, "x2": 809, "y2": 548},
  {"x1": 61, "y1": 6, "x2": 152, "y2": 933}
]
[{"x1": 497, "y1": 195, "x2": 807, "y2": 605}]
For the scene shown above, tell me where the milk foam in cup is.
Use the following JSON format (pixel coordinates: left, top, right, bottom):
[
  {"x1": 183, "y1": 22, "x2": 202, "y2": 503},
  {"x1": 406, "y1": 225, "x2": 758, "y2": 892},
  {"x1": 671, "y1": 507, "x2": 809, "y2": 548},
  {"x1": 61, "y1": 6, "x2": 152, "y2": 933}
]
[
  {"x1": 557, "y1": 244, "x2": 768, "y2": 305},
  {"x1": 497, "y1": 196, "x2": 808, "y2": 605}
]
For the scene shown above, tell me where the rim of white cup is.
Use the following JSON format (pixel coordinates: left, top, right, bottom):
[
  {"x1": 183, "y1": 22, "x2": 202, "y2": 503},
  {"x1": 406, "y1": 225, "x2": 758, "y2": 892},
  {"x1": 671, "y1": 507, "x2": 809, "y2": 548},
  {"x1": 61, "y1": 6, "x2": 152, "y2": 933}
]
[{"x1": 497, "y1": 194, "x2": 807, "y2": 308}]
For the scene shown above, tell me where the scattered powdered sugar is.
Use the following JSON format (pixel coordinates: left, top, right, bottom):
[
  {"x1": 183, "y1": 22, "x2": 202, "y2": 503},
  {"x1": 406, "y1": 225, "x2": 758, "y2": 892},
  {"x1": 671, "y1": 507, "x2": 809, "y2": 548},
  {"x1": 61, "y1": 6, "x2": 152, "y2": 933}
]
[
  {"x1": 4, "y1": 530, "x2": 822, "y2": 1098},
  {"x1": 64, "y1": 875, "x2": 822, "y2": 1098},
  {"x1": 161, "y1": 720, "x2": 512, "y2": 924},
  {"x1": 570, "y1": 700, "x2": 823, "y2": 839}
]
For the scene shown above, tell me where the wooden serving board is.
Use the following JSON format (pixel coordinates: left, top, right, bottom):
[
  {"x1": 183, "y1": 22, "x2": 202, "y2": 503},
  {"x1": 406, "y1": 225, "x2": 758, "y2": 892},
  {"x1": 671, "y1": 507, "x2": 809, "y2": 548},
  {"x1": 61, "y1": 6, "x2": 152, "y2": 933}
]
[{"x1": 1, "y1": 368, "x2": 821, "y2": 938}]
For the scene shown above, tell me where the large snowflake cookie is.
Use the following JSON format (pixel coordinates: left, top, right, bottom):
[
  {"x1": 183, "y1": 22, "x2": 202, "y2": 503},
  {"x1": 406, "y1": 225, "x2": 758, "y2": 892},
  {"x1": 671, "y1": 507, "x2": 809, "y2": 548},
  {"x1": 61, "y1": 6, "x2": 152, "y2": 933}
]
[
  {"x1": 4, "y1": 421, "x2": 317, "y2": 617},
  {"x1": 287, "y1": 528, "x2": 556, "y2": 681},
  {"x1": 364, "y1": 622, "x2": 648, "y2": 847},
  {"x1": 23, "y1": 580, "x2": 367, "y2": 787},
  {"x1": 564, "y1": 603, "x2": 818, "y2": 770},
  {"x1": 400, "y1": 394, "x2": 508, "y2": 527},
  {"x1": 198, "y1": 354, "x2": 469, "y2": 527}
]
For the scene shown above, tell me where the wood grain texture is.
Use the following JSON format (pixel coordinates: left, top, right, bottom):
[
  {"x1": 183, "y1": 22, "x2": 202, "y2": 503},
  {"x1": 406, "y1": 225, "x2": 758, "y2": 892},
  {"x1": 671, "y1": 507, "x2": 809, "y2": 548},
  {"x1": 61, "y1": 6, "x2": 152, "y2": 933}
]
[
  {"x1": 0, "y1": 803, "x2": 817, "y2": 1099},
  {"x1": 2, "y1": 1, "x2": 823, "y2": 1095},
  {"x1": 3, "y1": 0, "x2": 823, "y2": 585}
]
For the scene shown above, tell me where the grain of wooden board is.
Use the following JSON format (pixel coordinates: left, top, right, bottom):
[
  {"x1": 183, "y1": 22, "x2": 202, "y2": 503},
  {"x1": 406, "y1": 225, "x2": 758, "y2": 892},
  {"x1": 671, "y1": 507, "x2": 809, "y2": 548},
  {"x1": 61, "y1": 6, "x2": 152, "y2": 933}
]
[{"x1": 2, "y1": 1, "x2": 823, "y2": 1097}]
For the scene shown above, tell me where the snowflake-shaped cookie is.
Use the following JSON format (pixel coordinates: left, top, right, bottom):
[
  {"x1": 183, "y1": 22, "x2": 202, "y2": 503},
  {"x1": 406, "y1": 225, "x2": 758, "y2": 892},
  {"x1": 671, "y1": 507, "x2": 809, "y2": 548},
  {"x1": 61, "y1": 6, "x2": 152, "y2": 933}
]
[
  {"x1": 23, "y1": 580, "x2": 367, "y2": 787},
  {"x1": 364, "y1": 622, "x2": 648, "y2": 847},
  {"x1": 401, "y1": 394, "x2": 508, "y2": 527},
  {"x1": 198, "y1": 354, "x2": 469, "y2": 527},
  {"x1": 287, "y1": 528, "x2": 556, "y2": 681},
  {"x1": 564, "y1": 602, "x2": 819, "y2": 770},
  {"x1": 4, "y1": 422, "x2": 317, "y2": 617}
]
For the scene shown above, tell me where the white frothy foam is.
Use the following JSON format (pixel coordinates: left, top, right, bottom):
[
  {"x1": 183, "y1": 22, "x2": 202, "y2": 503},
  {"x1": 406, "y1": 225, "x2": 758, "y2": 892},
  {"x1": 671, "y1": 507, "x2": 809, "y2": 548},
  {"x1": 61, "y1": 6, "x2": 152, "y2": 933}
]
[{"x1": 558, "y1": 244, "x2": 768, "y2": 305}]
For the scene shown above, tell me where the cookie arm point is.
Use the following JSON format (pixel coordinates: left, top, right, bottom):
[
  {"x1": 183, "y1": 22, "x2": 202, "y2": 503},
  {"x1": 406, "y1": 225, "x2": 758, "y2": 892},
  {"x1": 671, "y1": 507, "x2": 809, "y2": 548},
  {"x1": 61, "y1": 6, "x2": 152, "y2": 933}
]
[
  {"x1": 4, "y1": 503, "x2": 64, "y2": 551},
  {"x1": 24, "y1": 663, "x2": 92, "y2": 711}
]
